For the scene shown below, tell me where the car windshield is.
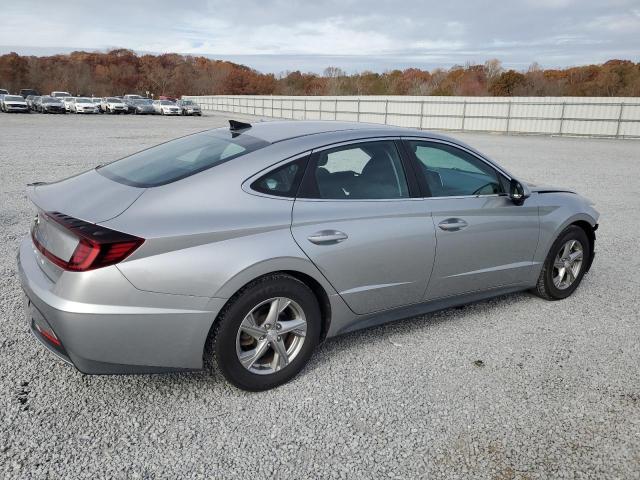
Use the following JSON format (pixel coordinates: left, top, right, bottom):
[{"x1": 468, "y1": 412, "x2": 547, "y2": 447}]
[
  {"x1": 107, "y1": 97, "x2": 121, "y2": 102},
  {"x1": 5, "y1": 96, "x2": 23, "y2": 101},
  {"x1": 181, "y1": 100, "x2": 194, "y2": 105},
  {"x1": 98, "y1": 130, "x2": 270, "y2": 188},
  {"x1": 43, "y1": 98, "x2": 60, "y2": 104},
  {"x1": 91, "y1": 98, "x2": 101, "y2": 102},
  {"x1": 134, "y1": 99, "x2": 152, "y2": 105},
  {"x1": 160, "y1": 100, "x2": 174, "y2": 105},
  {"x1": 76, "y1": 98, "x2": 92, "y2": 102}
]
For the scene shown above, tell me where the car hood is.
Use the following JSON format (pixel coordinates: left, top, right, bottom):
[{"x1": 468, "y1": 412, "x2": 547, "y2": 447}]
[
  {"x1": 525, "y1": 181, "x2": 576, "y2": 194},
  {"x1": 27, "y1": 169, "x2": 145, "y2": 224}
]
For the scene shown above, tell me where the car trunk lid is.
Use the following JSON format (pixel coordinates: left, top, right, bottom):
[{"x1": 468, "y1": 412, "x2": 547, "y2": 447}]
[
  {"x1": 26, "y1": 170, "x2": 146, "y2": 279},
  {"x1": 27, "y1": 169, "x2": 145, "y2": 224}
]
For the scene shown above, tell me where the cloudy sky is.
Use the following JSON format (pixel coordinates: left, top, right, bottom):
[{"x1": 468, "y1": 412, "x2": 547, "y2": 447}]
[{"x1": 1, "y1": 0, "x2": 638, "y2": 73}]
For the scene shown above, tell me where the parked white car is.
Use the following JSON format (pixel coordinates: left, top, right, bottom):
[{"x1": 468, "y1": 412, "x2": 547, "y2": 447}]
[
  {"x1": 63, "y1": 97, "x2": 76, "y2": 112},
  {"x1": 153, "y1": 100, "x2": 181, "y2": 115},
  {"x1": 101, "y1": 97, "x2": 128, "y2": 114},
  {"x1": 90, "y1": 97, "x2": 102, "y2": 112},
  {"x1": 1, "y1": 94, "x2": 29, "y2": 113},
  {"x1": 70, "y1": 97, "x2": 99, "y2": 114}
]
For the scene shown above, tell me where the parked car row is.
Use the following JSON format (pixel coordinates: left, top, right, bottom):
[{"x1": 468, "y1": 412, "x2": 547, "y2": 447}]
[{"x1": 0, "y1": 89, "x2": 202, "y2": 116}]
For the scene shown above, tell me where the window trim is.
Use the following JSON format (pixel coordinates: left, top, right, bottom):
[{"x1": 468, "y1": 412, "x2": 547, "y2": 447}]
[
  {"x1": 400, "y1": 137, "x2": 511, "y2": 199},
  {"x1": 297, "y1": 137, "x2": 420, "y2": 201}
]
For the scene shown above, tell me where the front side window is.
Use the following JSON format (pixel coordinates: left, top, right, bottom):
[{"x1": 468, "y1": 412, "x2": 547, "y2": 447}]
[
  {"x1": 407, "y1": 141, "x2": 503, "y2": 197},
  {"x1": 98, "y1": 130, "x2": 270, "y2": 187},
  {"x1": 304, "y1": 141, "x2": 409, "y2": 200}
]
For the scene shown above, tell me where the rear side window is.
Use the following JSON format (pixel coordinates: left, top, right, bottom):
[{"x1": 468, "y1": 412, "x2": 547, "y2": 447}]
[
  {"x1": 301, "y1": 141, "x2": 410, "y2": 200},
  {"x1": 251, "y1": 157, "x2": 308, "y2": 197},
  {"x1": 98, "y1": 131, "x2": 270, "y2": 187}
]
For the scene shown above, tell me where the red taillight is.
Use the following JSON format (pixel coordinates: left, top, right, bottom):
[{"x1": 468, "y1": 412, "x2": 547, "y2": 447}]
[{"x1": 31, "y1": 212, "x2": 144, "y2": 272}]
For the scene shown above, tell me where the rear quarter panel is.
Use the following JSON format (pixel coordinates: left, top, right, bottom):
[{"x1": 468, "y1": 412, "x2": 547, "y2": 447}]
[{"x1": 100, "y1": 157, "x2": 338, "y2": 301}]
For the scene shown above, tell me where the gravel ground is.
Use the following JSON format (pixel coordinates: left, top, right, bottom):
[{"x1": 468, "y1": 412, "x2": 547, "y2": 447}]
[{"x1": 1, "y1": 112, "x2": 640, "y2": 479}]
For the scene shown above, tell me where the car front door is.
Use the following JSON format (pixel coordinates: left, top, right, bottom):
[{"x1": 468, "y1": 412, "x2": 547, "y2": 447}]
[
  {"x1": 291, "y1": 139, "x2": 436, "y2": 315},
  {"x1": 402, "y1": 139, "x2": 540, "y2": 300}
]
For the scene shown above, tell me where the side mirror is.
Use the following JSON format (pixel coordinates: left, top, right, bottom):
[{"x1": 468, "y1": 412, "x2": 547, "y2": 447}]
[{"x1": 509, "y1": 178, "x2": 530, "y2": 205}]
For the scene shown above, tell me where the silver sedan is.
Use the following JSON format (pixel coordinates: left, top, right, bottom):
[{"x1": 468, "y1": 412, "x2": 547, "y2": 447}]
[{"x1": 18, "y1": 120, "x2": 599, "y2": 390}]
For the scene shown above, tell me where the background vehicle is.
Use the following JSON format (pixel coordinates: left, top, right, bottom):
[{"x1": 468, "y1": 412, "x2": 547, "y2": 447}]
[
  {"x1": 37, "y1": 96, "x2": 66, "y2": 113},
  {"x1": 70, "y1": 97, "x2": 99, "y2": 114},
  {"x1": 152, "y1": 99, "x2": 180, "y2": 115},
  {"x1": 177, "y1": 99, "x2": 202, "y2": 116},
  {"x1": 0, "y1": 88, "x2": 9, "y2": 95},
  {"x1": 63, "y1": 97, "x2": 76, "y2": 112},
  {"x1": 129, "y1": 98, "x2": 155, "y2": 114},
  {"x1": 123, "y1": 94, "x2": 144, "y2": 101},
  {"x1": 1, "y1": 95, "x2": 29, "y2": 112},
  {"x1": 51, "y1": 91, "x2": 72, "y2": 98},
  {"x1": 20, "y1": 89, "x2": 39, "y2": 98},
  {"x1": 27, "y1": 96, "x2": 40, "y2": 111},
  {"x1": 18, "y1": 120, "x2": 599, "y2": 391},
  {"x1": 90, "y1": 97, "x2": 102, "y2": 111},
  {"x1": 100, "y1": 97, "x2": 128, "y2": 114}
]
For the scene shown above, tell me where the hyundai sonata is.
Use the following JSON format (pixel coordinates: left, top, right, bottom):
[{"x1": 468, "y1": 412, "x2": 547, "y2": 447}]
[{"x1": 18, "y1": 120, "x2": 599, "y2": 391}]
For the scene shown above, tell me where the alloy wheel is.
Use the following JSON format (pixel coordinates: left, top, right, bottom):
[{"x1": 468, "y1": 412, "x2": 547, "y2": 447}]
[
  {"x1": 235, "y1": 297, "x2": 307, "y2": 375},
  {"x1": 552, "y1": 239, "x2": 584, "y2": 290}
]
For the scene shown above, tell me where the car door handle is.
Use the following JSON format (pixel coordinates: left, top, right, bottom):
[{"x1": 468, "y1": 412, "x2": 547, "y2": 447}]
[
  {"x1": 438, "y1": 218, "x2": 468, "y2": 232},
  {"x1": 307, "y1": 230, "x2": 349, "y2": 245}
]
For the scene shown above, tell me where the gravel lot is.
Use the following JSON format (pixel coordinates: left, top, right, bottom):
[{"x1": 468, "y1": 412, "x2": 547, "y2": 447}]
[{"x1": 1, "y1": 112, "x2": 640, "y2": 479}]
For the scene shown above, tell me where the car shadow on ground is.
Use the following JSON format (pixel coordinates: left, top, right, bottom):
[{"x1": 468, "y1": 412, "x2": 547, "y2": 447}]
[{"x1": 66, "y1": 290, "x2": 537, "y2": 395}]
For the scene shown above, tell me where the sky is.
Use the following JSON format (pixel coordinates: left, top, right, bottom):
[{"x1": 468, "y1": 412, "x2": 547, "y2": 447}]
[{"x1": 1, "y1": 0, "x2": 639, "y2": 73}]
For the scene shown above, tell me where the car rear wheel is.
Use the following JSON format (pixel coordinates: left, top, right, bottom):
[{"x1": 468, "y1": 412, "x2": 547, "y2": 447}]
[
  {"x1": 210, "y1": 274, "x2": 320, "y2": 391},
  {"x1": 533, "y1": 225, "x2": 590, "y2": 300}
]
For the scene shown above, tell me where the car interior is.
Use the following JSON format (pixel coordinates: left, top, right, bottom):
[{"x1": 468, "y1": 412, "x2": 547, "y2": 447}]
[
  {"x1": 408, "y1": 142, "x2": 504, "y2": 197},
  {"x1": 313, "y1": 142, "x2": 409, "y2": 199}
]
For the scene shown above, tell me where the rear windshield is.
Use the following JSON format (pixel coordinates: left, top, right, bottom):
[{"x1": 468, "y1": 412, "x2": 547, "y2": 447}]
[{"x1": 97, "y1": 130, "x2": 270, "y2": 187}]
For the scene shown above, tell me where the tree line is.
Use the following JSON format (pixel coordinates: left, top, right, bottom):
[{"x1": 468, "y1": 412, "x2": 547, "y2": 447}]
[{"x1": 1, "y1": 49, "x2": 638, "y2": 97}]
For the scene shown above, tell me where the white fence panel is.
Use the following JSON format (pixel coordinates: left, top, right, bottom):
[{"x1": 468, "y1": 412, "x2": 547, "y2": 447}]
[{"x1": 182, "y1": 95, "x2": 640, "y2": 138}]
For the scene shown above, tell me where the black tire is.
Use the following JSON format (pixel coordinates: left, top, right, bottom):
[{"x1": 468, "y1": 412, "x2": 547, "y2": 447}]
[
  {"x1": 533, "y1": 225, "x2": 591, "y2": 300},
  {"x1": 210, "y1": 274, "x2": 321, "y2": 391}
]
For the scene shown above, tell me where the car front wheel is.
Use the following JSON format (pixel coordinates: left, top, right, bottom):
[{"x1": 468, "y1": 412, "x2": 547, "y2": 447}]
[
  {"x1": 210, "y1": 274, "x2": 320, "y2": 391},
  {"x1": 534, "y1": 225, "x2": 591, "y2": 300}
]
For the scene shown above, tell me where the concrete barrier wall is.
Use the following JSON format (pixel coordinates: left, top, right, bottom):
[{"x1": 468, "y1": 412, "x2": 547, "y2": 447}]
[{"x1": 182, "y1": 95, "x2": 640, "y2": 138}]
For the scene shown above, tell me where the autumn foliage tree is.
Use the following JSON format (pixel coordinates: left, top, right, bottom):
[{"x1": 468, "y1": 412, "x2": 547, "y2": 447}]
[{"x1": 0, "y1": 50, "x2": 638, "y2": 97}]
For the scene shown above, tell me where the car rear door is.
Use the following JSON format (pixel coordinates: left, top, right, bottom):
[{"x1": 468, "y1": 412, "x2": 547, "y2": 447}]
[
  {"x1": 402, "y1": 138, "x2": 540, "y2": 300},
  {"x1": 291, "y1": 138, "x2": 436, "y2": 315}
]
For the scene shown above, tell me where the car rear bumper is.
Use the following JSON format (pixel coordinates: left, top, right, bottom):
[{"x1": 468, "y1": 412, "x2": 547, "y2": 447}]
[{"x1": 18, "y1": 236, "x2": 225, "y2": 374}]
